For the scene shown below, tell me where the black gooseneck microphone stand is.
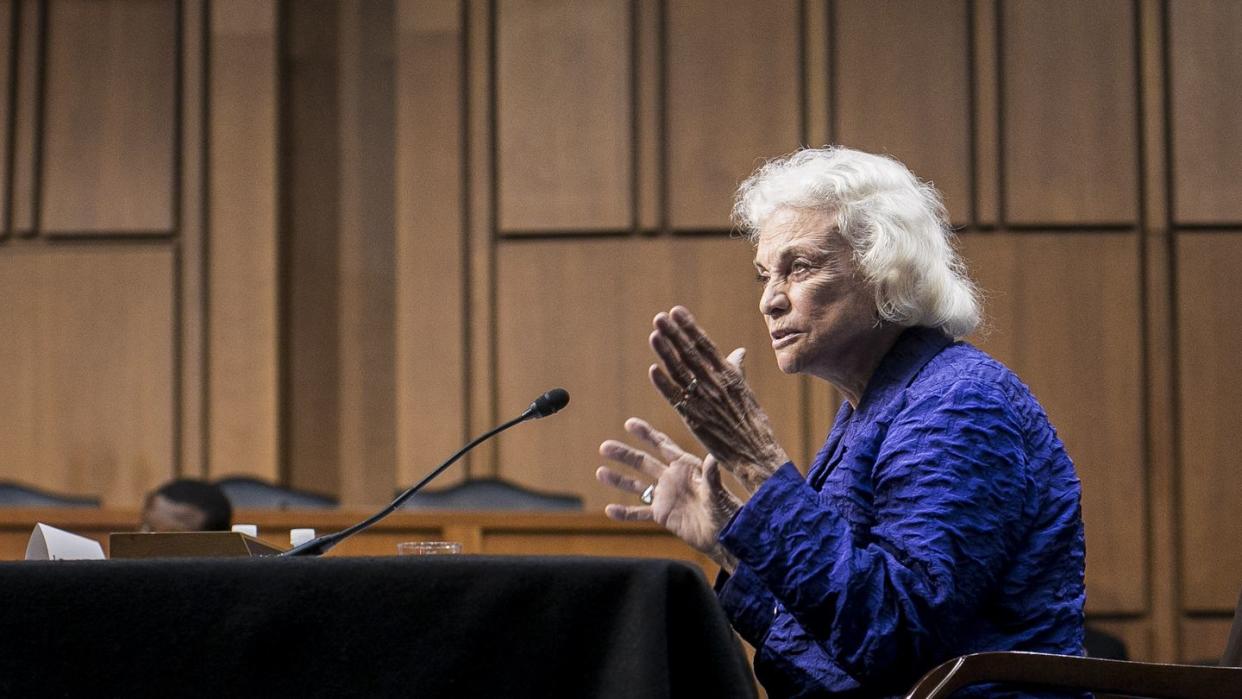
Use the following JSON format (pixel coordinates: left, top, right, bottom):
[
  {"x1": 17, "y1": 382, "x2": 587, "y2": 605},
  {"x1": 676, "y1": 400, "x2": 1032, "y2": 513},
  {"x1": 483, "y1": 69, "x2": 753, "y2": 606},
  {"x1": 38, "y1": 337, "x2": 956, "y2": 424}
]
[{"x1": 282, "y1": 388, "x2": 569, "y2": 557}]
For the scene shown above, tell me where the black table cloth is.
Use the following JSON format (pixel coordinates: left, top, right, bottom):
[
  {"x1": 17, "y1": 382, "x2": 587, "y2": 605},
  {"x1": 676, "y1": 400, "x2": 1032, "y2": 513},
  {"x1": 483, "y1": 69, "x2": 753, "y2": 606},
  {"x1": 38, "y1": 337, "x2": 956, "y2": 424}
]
[{"x1": 0, "y1": 555, "x2": 756, "y2": 698}]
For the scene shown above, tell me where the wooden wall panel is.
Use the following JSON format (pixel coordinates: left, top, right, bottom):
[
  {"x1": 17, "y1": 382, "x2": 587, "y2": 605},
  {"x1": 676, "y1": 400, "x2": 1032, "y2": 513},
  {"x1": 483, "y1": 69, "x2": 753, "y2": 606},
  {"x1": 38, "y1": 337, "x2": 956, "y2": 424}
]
[
  {"x1": 961, "y1": 233, "x2": 1145, "y2": 613},
  {"x1": 1176, "y1": 233, "x2": 1242, "y2": 612},
  {"x1": 283, "y1": 0, "x2": 342, "y2": 497},
  {"x1": 281, "y1": 0, "x2": 343, "y2": 497},
  {"x1": 1002, "y1": 0, "x2": 1137, "y2": 225},
  {"x1": 465, "y1": 0, "x2": 497, "y2": 459},
  {"x1": 495, "y1": 238, "x2": 807, "y2": 511},
  {"x1": 337, "y1": 0, "x2": 397, "y2": 506},
  {"x1": 0, "y1": 0, "x2": 10, "y2": 233},
  {"x1": 11, "y1": 0, "x2": 41, "y2": 233},
  {"x1": 666, "y1": 0, "x2": 801, "y2": 230},
  {"x1": 179, "y1": 0, "x2": 206, "y2": 476},
  {"x1": 0, "y1": 248, "x2": 173, "y2": 504},
  {"x1": 972, "y1": 0, "x2": 999, "y2": 226},
  {"x1": 1169, "y1": 0, "x2": 1242, "y2": 224},
  {"x1": 395, "y1": 0, "x2": 468, "y2": 489},
  {"x1": 635, "y1": 0, "x2": 660, "y2": 230},
  {"x1": 42, "y1": 0, "x2": 175, "y2": 233},
  {"x1": 835, "y1": 0, "x2": 971, "y2": 225},
  {"x1": 1180, "y1": 618, "x2": 1235, "y2": 664},
  {"x1": 802, "y1": 0, "x2": 828, "y2": 149},
  {"x1": 208, "y1": 0, "x2": 279, "y2": 480},
  {"x1": 496, "y1": 0, "x2": 630, "y2": 232},
  {"x1": 1138, "y1": 0, "x2": 1178, "y2": 663}
]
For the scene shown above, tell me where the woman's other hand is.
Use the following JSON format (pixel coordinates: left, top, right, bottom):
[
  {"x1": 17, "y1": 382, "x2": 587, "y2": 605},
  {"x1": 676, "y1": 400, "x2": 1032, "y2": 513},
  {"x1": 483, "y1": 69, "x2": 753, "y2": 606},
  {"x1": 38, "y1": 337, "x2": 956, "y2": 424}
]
[{"x1": 596, "y1": 417, "x2": 740, "y2": 572}]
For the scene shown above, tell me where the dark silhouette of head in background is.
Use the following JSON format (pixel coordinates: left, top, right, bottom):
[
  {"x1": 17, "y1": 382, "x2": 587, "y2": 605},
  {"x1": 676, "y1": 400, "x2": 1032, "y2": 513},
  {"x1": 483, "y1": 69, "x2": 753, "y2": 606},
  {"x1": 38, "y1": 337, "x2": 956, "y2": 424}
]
[{"x1": 140, "y1": 479, "x2": 233, "y2": 532}]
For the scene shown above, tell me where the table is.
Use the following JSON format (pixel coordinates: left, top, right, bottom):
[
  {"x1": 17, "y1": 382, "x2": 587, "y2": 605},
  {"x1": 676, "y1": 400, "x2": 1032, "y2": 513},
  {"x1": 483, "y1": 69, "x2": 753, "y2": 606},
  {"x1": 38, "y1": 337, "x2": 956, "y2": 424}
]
[{"x1": 0, "y1": 555, "x2": 756, "y2": 698}]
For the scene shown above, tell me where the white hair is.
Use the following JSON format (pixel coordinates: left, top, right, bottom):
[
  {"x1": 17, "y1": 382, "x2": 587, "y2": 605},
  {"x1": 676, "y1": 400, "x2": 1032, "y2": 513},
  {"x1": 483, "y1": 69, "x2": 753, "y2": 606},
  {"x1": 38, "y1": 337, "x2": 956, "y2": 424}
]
[{"x1": 732, "y1": 146, "x2": 980, "y2": 339}]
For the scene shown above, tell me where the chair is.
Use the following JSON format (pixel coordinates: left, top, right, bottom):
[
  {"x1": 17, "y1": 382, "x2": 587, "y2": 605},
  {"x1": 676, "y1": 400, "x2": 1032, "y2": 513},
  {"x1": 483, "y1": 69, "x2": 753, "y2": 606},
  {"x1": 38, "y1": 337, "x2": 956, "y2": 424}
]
[
  {"x1": 396, "y1": 477, "x2": 583, "y2": 511},
  {"x1": 904, "y1": 588, "x2": 1242, "y2": 699},
  {"x1": 0, "y1": 482, "x2": 100, "y2": 507},
  {"x1": 1224, "y1": 606, "x2": 1242, "y2": 667},
  {"x1": 213, "y1": 476, "x2": 337, "y2": 510}
]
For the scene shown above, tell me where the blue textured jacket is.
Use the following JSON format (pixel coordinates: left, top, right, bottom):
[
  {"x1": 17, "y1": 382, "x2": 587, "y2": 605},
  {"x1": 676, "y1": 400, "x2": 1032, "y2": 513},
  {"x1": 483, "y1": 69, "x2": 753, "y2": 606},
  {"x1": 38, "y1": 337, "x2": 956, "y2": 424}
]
[{"x1": 715, "y1": 327, "x2": 1087, "y2": 698}]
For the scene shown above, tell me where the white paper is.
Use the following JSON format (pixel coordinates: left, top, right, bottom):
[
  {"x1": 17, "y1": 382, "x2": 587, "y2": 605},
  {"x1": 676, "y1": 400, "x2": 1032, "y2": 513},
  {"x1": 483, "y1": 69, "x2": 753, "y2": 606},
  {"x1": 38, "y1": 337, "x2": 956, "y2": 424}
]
[{"x1": 25, "y1": 523, "x2": 106, "y2": 561}]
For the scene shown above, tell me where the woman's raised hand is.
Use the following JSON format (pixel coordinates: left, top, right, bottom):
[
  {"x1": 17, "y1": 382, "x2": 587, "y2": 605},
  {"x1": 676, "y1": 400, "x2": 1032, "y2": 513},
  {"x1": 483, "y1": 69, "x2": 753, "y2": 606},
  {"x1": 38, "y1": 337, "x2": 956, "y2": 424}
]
[{"x1": 649, "y1": 306, "x2": 788, "y2": 492}]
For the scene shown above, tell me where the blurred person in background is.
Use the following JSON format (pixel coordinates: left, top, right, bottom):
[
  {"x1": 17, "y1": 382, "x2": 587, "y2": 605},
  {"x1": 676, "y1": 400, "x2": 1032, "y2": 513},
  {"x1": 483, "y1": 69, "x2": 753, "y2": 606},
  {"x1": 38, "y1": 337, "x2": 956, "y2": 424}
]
[{"x1": 140, "y1": 479, "x2": 233, "y2": 533}]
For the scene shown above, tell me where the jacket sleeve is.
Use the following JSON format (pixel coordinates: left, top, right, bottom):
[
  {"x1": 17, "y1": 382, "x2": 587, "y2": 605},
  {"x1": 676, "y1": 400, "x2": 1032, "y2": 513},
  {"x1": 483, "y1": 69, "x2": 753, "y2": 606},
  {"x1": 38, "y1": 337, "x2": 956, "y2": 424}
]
[
  {"x1": 717, "y1": 378, "x2": 1029, "y2": 681},
  {"x1": 713, "y1": 560, "x2": 779, "y2": 650}
]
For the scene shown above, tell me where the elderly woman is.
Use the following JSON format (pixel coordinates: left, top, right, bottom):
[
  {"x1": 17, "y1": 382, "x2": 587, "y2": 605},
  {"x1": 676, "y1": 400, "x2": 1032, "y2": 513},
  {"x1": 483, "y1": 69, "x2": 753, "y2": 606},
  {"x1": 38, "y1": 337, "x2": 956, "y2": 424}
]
[{"x1": 597, "y1": 147, "x2": 1085, "y2": 697}]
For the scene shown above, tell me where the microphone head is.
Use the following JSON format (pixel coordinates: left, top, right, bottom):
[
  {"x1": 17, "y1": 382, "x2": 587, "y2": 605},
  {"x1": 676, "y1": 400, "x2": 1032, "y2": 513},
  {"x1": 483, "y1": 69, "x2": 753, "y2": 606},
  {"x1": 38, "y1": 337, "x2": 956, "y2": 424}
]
[{"x1": 527, "y1": 388, "x2": 570, "y2": 419}]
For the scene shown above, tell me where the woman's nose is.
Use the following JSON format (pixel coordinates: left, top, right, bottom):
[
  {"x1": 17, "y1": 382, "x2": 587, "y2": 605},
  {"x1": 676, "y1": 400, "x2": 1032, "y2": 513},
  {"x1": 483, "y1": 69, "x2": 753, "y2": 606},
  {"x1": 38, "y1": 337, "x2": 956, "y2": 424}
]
[{"x1": 760, "y1": 283, "x2": 789, "y2": 317}]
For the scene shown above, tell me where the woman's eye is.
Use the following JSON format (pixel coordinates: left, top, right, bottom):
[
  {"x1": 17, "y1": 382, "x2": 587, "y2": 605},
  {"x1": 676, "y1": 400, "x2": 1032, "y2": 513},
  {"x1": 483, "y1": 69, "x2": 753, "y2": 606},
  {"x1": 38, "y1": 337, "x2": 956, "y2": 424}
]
[
  {"x1": 755, "y1": 271, "x2": 770, "y2": 285},
  {"x1": 791, "y1": 260, "x2": 812, "y2": 276}
]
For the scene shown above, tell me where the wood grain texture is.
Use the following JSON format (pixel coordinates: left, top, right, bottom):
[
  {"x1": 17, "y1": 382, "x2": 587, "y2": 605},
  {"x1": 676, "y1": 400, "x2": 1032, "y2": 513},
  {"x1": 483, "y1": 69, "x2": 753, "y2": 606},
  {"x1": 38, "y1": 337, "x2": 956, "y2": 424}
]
[
  {"x1": 1176, "y1": 233, "x2": 1242, "y2": 612},
  {"x1": 11, "y1": 0, "x2": 40, "y2": 233},
  {"x1": 282, "y1": 0, "x2": 343, "y2": 496},
  {"x1": 961, "y1": 232, "x2": 1146, "y2": 613},
  {"x1": 636, "y1": 0, "x2": 660, "y2": 231},
  {"x1": 1169, "y1": 0, "x2": 1242, "y2": 224},
  {"x1": 395, "y1": 0, "x2": 468, "y2": 489},
  {"x1": 973, "y1": 0, "x2": 999, "y2": 226},
  {"x1": 0, "y1": 248, "x2": 174, "y2": 505},
  {"x1": 803, "y1": 0, "x2": 828, "y2": 149},
  {"x1": 180, "y1": 0, "x2": 206, "y2": 476},
  {"x1": 337, "y1": 0, "x2": 397, "y2": 507},
  {"x1": 494, "y1": 237, "x2": 808, "y2": 512},
  {"x1": 42, "y1": 0, "x2": 175, "y2": 233},
  {"x1": 208, "y1": 0, "x2": 279, "y2": 481},
  {"x1": 466, "y1": 0, "x2": 497, "y2": 469},
  {"x1": 666, "y1": 0, "x2": 801, "y2": 229},
  {"x1": 496, "y1": 0, "x2": 631, "y2": 232},
  {"x1": 835, "y1": 0, "x2": 971, "y2": 225},
  {"x1": 1180, "y1": 617, "x2": 1236, "y2": 665},
  {"x1": 1002, "y1": 0, "x2": 1137, "y2": 225},
  {"x1": 1139, "y1": 0, "x2": 1178, "y2": 662},
  {"x1": 0, "y1": 0, "x2": 10, "y2": 234}
]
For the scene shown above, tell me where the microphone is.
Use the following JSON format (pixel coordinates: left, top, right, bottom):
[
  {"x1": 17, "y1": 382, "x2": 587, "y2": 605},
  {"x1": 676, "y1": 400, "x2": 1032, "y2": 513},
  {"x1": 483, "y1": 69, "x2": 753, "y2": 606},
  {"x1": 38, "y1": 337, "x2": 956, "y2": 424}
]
[
  {"x1": 283, "y1": 387, "x2": 570, "y2": 557},
  {"x1": 524, "y1": 387, "x2": 569, "y2": 419}
]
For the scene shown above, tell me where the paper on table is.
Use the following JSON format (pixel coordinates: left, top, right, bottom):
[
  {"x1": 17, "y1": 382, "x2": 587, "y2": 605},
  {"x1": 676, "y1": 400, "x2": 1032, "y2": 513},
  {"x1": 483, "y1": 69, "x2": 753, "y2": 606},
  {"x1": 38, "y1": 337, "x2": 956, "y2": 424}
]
[{"x1": 25, "y1": 523, "x2": 106, "y2": 561}]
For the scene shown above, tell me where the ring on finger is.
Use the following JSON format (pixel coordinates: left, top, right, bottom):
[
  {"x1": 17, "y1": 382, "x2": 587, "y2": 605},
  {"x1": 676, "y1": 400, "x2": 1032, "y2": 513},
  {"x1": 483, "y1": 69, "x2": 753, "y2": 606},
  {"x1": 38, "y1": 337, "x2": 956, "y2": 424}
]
[
  {"x1": 684, "y1": 377, "x2": 698, "y2": 395},
  {"x1": 673, "y1": 398, "x2": 689, "y2": 415},
  {"x1": 640, "y1": 483, "x2": 655, "y2": 505}
]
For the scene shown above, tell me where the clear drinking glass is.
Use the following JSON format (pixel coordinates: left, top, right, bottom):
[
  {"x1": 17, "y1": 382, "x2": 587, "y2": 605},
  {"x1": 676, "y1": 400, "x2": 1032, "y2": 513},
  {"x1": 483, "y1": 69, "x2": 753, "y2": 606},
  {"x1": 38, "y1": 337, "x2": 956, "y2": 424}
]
[{"x1": 396, "y1": 541, "x2": 462, "y2": 556}]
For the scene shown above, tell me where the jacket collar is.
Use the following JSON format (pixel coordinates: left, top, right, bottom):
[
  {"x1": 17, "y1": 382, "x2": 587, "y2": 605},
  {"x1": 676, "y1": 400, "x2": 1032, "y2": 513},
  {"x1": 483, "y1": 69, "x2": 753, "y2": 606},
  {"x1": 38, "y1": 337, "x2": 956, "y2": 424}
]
[{"x1": 852, "y1": 325, "x2": 954, "y2": 421}]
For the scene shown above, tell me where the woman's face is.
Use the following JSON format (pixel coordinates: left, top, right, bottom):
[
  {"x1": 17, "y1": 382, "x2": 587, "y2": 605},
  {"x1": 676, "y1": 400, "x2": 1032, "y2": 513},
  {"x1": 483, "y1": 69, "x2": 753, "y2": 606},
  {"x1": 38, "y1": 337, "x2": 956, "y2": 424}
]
[{"x1": 753, "y1": 207, "x2": 878, "y2": 378}]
